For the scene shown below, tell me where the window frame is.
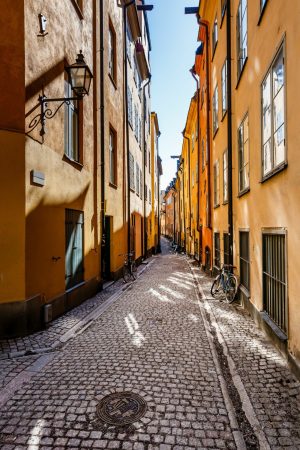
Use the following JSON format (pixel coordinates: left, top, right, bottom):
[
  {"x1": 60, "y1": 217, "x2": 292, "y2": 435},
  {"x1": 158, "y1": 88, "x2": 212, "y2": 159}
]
[
  {"x1": 262, "y1": 229, "x2": 288, "y2": 335},
  {"x1": 223, "y1": 149, "x2": 228, "y2": 204},
  {"x1": 238, "y1": 112, "x2": 250, "y2": 195},
  {"x1": 213, "y1": 159, "x2": 220, "y2": 208},
  {"x1": 212, "y1": 85, "x2": 219, "y2": 136},
  {"x1": 221, "y1": 59, "x2": 228, "y2": 118},
  {"x1": 108, "y1": 19, "x2": 117, "y2": 86},
  {"x1": 109, "y1": 126, "x2": 117, "y2": 187},
  {"x1": 236, "y1": 0, "x2": 248, "y2": 82},
  {"x1": 261, "y1": 41, "x2": 286, "y2": 182},
  {"x1": 64, "y1": 75, "x2": 81, "y2": 165},
  {"x1": 212, "y1": 15, "x2": 218, "y2": 58},
  {"x1": 214, "y1": 232, "x2": 221, "y2": 269},
  {"x1": 239, "y1": 230, "x2": 250, "y2": 292}
]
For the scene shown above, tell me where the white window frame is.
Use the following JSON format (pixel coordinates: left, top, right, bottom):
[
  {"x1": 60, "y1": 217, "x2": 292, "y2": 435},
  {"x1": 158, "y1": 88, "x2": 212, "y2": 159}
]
[
  {"x1": 261, "y1": 42, "x2": 286, "y2": 179},
  {"x1": 221, "y1": 59, "x2": 227, "y2": 116},
  {"x1": 237, "y1": 0, "x2": 248, "y2": 79},
  {"x1": 212, "y1": 86, "x2": 219, "y2": 136},
  {"x1": 238, "y1": 113, "x2": 250, "y2": 194}
]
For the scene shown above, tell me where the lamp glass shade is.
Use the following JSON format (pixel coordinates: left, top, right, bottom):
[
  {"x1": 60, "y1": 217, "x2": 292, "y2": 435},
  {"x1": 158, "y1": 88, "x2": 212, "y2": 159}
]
[{"x1": 67, "y1": 51, "x2": 93, "y2": 97}]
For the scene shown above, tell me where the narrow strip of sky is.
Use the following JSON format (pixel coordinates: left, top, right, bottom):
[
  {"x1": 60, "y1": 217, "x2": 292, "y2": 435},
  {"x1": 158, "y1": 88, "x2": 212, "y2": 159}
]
[{"x1": 148, "y1": 0, "x2": 199, "y2": 191}]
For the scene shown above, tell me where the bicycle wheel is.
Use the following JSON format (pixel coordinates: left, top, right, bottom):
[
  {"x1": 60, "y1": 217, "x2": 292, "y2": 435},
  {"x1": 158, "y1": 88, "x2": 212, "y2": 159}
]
[
  {"x1": 225, "y1": 275, "x2": 238, "y2": 303},
  {"x1": 211, "y1": 275, "x2": 222, "y2": 298},
  {"x1": 123, "y1": 265, "x2": 131, "y2": 283}
]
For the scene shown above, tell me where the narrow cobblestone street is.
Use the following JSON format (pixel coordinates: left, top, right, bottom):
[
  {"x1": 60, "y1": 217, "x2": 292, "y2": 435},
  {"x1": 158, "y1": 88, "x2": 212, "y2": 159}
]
[{"x1": 0, "y1": 238, "x2": 300, "y2": 450}]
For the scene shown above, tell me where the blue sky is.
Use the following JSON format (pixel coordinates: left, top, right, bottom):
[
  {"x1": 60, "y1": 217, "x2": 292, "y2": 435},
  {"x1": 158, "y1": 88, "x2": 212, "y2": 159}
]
[{"x1": 148, "y1": 0, "x2": 199, "y2": 191}]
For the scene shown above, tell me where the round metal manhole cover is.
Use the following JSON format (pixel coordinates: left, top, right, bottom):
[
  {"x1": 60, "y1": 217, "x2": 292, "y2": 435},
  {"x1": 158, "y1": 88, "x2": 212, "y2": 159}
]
[{"x1": 96, "y1": 392, "x2": 147, "y2": 426}]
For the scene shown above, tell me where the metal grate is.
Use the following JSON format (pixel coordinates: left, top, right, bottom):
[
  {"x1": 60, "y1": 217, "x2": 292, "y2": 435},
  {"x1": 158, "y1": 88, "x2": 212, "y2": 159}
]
[{"x1": 263, "y1": 233, "x2": 287, "y2": 334}]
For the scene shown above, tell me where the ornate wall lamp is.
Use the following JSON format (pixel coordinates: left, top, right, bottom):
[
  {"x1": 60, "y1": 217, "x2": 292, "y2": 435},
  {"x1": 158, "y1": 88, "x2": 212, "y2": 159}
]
[{"x1": 28, "y1": 51, "x2": 93, "y2": 137}]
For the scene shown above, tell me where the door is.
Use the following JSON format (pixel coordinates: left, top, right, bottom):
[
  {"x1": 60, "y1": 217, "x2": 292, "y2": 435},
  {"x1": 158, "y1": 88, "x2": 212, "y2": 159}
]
[
  {"x1": 65, "y1": 209, "x2": 84, "y2": 290},
  {"x1": 102, "y1": 216, "x2": 111, "y2": 280}
]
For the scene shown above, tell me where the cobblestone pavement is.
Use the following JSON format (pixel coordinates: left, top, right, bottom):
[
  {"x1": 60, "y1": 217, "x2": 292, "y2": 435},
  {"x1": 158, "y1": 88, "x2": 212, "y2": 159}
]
[{"x1": 0, "y1": 238, "x2": 299, "y2": 449}]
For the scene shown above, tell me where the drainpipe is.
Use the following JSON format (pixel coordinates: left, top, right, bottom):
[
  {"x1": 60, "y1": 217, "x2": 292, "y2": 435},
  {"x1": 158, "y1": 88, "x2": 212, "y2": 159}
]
[
  {"x1": 172, "y1": 191, "x2": 176, "y2": 243},
  {"x1": 226, "y1": 1, "x2": 233, "y2": 267},
  {"x1": 123, "y1": 0, "x2": 135, "y2": 255},
  {"x1": 182, "y1": 133, "x2": 192, "y2": 253},
  {"x1": 190, "y1": 72, "x2": 201, "y2": 259},
  {"x1": 156, "y1": 136, "x2": 161, "y2": 253},
  {"x1": 100, "y1": 0, "x2": 105, "y2": 278},
  {"x1": 142, "y1": 76, "x2": 151, "y2": 259}
]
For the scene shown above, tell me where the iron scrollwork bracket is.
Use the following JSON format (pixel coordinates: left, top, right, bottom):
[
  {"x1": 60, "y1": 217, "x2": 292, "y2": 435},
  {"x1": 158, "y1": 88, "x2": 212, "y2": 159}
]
[{"x1": 27, "y1": 95, "x2": 79, "y2": 139}]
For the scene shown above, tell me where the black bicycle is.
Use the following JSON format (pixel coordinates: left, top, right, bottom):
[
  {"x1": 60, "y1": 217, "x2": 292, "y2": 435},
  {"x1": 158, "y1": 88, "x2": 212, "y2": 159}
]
[
  {"x1": 120, "y1": 252, "x2": 137, "y2": 283},
  {"x1": 211, "y1": 264, "x2": 238, "y2": 303}
]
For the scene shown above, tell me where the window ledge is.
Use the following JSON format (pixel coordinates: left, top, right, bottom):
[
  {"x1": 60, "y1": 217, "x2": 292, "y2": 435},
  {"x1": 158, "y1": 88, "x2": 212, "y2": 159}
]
[
  {"x1": 214, "y1": 203, "x2": 220, "y2": 209},
  {"x1": 261, "y1": 311, "x2": 288, "y2": 341},
  {"x1": 213, "y1": 127, "x2": 219, "y2": 140},
  {"x1": 109, "y1": 74, "x2": 117, "y2": 90},
  {"x1": 258, "y1": 0, "x2": 269, "y2": 26},
  {"x1": 66, "y1": 280, "x2": 86, "y2": 294},
  {"x1": 222, "y1": 200, "x2": 228, "y2": 205},
  {"x1": 238, "y1": 187, "x2": 250, "y2": 198},
  {"x1": 109, "y1": 182, "x2": 118, "y2": 190},
  {"x1": 260, "y1": 162, "x2": 288, "y2": 183},
  {"x1": 236, "y1": 57, "x2": 248, "y2": 89},
  {"x1": 211, "y1": 42, "x2": 218, "y2": 62},
  {"x1": 70, "y1": 0, "x2": 84, "y2": 20},
  {"x1": 63, "y1": 153, "x2": 83, "y2": 170},
  {"x1": 221, "y1": 110, "x2": 227, "y2": 122},
  {"x1": 239, "y1": 284, "x2": 250, "y2": 299}
]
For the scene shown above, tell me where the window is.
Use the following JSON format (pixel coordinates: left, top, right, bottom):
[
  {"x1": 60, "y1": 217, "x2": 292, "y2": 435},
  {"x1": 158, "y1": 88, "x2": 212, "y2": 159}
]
[
  {"x1": 129, "y1": 152, "x2": 135, "y2": 191},
  {"x1": 214, "y1": 233, "x2": 220, "y2": 268},
  {"x1": 140, "y1": 169, "x2": 143, "y2": 199},
  {"x1": 223, "y1": 149, "x2": 228, "y2": 203},
  {"x1": 144, "y1": 142, "x2": 147, "y2": 167},
  {"x1": 221, "y1": 0, "x2": 227, "y2": 20},
  {"x1": 127, "y1": 88, "x2": 133, "y2": 127},
  {"x1": 136, "y1": 162, "x2": 140, "y2": 196},
  {"x1": 126, "y1": 24, "x2": 132, "y2": 65},
  {"x1": 139, "y1": 118, "x2": 142, "y2": 146},
  {"x1": 149, "y1": 188, "x2": 151, "y2": 204},
  {"x1": 65, "y1": 209, "x2": 84, "y2": 290},
  {"x1": 108, "y1": 21, "x2": 116, "y2": 83},
  {"x1": 212, "y1": 86, "x2": 219, "y2": 135},
  {"x1": 109, "y1": 127, "x2": 117, "y2": 186},
  {"x1": 212, "y1": 15, "x2": 218, "y2": 55},
  {"x1": 134, "y1": 105, "x2": 139, "y2": 141},
  {"x1": 240, "y1": 231, "x2": 250, "y2": 291},
  {"x1": 145, "y1": 184, "x2": 148, "y2": 201},
  {"x1": 238, "y1": 114, "x2": 249, "y2": 193},
  {"x1": 64, "y1": 78, "x2": 79, "y2": 162},
  {"x1": 223, "y1": 233, "x2": 229, "y2": 265},
  {"x1": 262, "y1": 46, "x2": 285, "y2": 178},
  {"x1": 221, "y1": 59, "x2": 227, "y2": 116},
  {"x1": 263, "y1": 232, "x2": 287, "y2": 334},
  {"x1": 261, "y1": 0, "x2": 268, "y2": 11},
  {"x1": 214, "y1": 160, "x2": 220, "y2": 207},
  {"x1": 237, "y1": 0, "x2": 247, "y2": 79}
]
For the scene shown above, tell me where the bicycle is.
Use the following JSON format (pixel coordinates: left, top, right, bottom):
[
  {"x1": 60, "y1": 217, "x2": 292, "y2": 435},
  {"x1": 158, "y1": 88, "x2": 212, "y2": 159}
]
[
  {"x1": 211, "y1": 264, "x2": 238, "y2": 303},
  {"x1": 119, "y1": 252, "x2": 137, "y2": 283}
]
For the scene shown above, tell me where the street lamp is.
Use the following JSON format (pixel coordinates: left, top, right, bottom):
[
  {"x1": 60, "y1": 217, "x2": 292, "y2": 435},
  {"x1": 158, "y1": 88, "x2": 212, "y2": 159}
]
[{"x1": 28, "y1": 51, "x2": 93, "y2": 138}]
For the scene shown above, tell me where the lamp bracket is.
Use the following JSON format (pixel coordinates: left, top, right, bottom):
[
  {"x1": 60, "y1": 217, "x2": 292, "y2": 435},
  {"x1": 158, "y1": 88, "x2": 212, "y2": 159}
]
[{"x1": 27, "y1": 95, "x2": 82, "y2": 139}]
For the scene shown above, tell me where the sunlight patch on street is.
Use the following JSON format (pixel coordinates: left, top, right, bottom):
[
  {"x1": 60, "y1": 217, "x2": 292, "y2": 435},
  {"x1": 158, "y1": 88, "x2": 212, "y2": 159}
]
[
  {"x1": 27, "y1": 419, "x2": 45, "y2": 449},
  {"x1": 148, "y1": 288, "x2": 175, "y2": 304},
  {"x1": 159, "y1": 285, "x2": 185, "y2": 299},
  {"x1": 125, "y1": 314, "x2": 145, "y2": 347}
]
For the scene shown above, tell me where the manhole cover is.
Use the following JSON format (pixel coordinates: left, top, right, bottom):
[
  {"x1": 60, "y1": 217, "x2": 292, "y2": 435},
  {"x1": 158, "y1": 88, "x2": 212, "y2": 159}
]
[{"x1": 96, "y1": 392, "x2": 147, "y2": 426}]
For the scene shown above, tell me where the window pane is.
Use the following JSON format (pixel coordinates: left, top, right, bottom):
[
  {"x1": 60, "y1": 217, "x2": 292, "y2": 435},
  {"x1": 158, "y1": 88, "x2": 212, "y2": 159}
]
[
  {"x1": 273, "y1": 87, "x2": 284, "y2": 133},
  {"x1": 263, "y1": 140, "x2": 272, "y2": 175},
  {"x1": 273, "y1": 51, "x2": 284, "y2": 96},
  {"x1": 274, "y1": 125, "x2": 285, "y2": 166}
]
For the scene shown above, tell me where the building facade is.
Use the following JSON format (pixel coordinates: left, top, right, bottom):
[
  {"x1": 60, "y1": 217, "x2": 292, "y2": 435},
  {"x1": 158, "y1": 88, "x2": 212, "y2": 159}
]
[
  {"x1": 0, "y1": 0, "x2": 100, "y2": 336},
  {"x1": 0, "y1": 0, "x2": 161, "y2": 338},
  {"x1": 168, "y1": 0, "x2": 300, "y2": 372}
]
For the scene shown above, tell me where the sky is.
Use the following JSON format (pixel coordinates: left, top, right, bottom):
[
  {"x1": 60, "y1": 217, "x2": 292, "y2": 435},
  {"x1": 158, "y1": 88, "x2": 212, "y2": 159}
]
[{"x1": 147, "y1": 0, "x2": 199, "y2": 191}]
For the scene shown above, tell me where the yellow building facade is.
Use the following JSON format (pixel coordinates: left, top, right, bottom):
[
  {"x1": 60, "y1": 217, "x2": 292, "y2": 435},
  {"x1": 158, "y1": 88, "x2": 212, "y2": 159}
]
[
  {"x1": 0, "y1": 0, "x2": 100, "y2": 336},
  {"x1": 184, "y1": 0, "x2": 300, "y2": 372}
]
